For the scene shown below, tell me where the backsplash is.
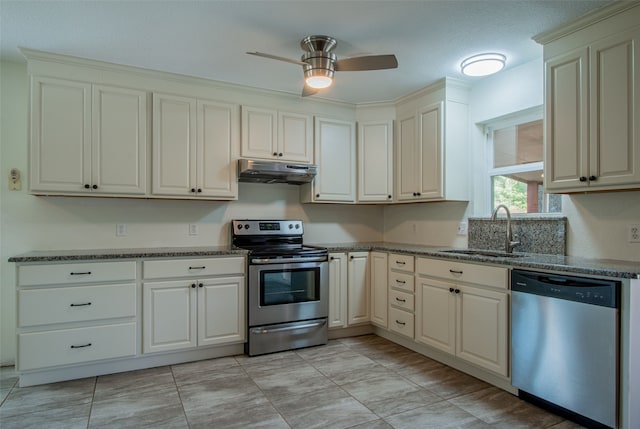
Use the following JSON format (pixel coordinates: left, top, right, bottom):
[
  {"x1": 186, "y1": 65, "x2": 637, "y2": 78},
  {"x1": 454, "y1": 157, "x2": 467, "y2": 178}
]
[{"x1": 468, "y1": 216, "x2": 567, "y2": 255}]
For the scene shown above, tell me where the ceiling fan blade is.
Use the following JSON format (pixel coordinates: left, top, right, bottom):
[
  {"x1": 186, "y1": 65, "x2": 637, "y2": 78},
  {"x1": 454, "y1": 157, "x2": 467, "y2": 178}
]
[
  {"x1": 301, "y1": 84, "x2": 320, "y2": 97},
  {"x1": 246, "y1": 51, "x2": 307, "y2": 66},
  {"x1": 334, "y1": 54, "x2": 398, "y2": 71}
]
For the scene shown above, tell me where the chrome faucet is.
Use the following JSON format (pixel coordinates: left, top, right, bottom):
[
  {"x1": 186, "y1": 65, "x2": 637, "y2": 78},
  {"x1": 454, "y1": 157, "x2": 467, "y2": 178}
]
[{"x1": 491, "y1": 204, "x2": 520, "y2": 253}]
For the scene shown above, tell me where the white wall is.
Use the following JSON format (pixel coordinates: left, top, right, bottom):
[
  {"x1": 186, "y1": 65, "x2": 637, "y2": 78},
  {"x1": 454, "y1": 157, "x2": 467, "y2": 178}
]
[{"x1": 0, "y1": 60, "x2": 384, "y2": 365}]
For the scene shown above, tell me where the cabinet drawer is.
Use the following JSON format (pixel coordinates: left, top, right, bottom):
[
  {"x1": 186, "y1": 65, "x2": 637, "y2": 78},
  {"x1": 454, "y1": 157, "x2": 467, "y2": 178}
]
[
  {"x1": 18, "y1": 261, "x2": 136, "y2": 286},
  {"x1": 389, "y1": 289, "x2": 414, "y2": 312},
  {"x1": 143, "y1": 257, "x2": 245, "y2": 279},
  {"x1": 389, "y1": 271, "x2": 414, "y2": 293},
  {"x1": 389, "y1": 307, "x2": 414, "y2": 339},
  {"x1": 416, "y1": 258, "x2": 508, "y2": 289},
  {"x1": 19, "y1": 283, "x2": 136, "y2": 327},
  {"x1": 389, "y1": 254, "x2": 415, "y2": 272},
  {"x1": 18, "y1": 322, "x2": 136, "y2": 371}
]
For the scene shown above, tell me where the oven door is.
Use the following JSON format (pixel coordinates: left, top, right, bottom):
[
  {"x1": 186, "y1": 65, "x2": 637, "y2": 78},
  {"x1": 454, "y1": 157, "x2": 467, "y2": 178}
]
[{"x1": 248, "y1": 259, "x2": 328, "y2": 327}]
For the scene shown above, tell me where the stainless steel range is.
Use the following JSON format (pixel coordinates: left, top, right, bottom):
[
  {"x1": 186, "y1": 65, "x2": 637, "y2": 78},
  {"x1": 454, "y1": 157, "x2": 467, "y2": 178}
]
[{"x1": 232, "y1": 219, "x2": 328, "y2": 356}]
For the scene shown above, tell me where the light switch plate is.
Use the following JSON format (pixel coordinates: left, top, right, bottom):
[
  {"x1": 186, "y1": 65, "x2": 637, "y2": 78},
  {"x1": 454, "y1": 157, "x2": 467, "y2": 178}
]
[{"x1": 189, "y1": 224, "x2": 199, "y2": 236}]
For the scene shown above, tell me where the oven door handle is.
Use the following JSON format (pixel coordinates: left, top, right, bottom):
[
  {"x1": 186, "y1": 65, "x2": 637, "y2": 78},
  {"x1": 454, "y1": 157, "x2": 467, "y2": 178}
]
[
  {"x1": 250, "y1": 320, "x2": 327, "y2": 335},
  {"x1": 250, "y1": 256, "x2": 327, "y2": 264}
]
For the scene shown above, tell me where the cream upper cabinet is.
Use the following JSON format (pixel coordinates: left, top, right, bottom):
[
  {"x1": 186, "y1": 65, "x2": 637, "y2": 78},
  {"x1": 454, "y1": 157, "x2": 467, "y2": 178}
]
[
  {"x1": 241, "y1": 106, "x2": 312, "y2": 163},
  {"x1": 30, "y1": 77, "x2": 147, "y2": 195},
  {"x1": 358, "y1": 121, "x2": 394, "y2": 202},
  {"x1": 540, "y1": 6, "x2": 640, "y2": 192},
  {"x1": 415, "y1": 258, "x2": 508, "y2": 376},
  {"x1": 395, "y1": 79, "x2": 470, "y2": 202},
  {"x1": 152, "y1": 93, "x2": 238, "y2": 199},
  {"x1": 301, "y1": 117, "x2": 356, "y2": 203}
]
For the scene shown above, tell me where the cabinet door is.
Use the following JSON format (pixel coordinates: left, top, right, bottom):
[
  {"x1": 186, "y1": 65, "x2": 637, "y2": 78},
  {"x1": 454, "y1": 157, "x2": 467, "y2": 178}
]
[
  {"x1": 92, "y1": 85, "x2": 147, "y2": 195},
  {"x1": 370, "y1": 252, "x2": 388, "y2": 328},
  {"x1": 328, "y1": 253, "x2": 348, "y2": 328},
  {"x1": 313, "y1": 117, "x2": 356, "y2": 202},
  {"x1": 241, "y1": 106, "x2": 277, "y2": 160},
  {"x1": 358, "y1": 121, "x2": 393, "y2": 202},
  {"x1": 544, "y1": 48, "x2": 589, "y2": 191},
  {"x1": 30, "y1": 76, "x2": 91, "y2": 193},
  {"x1": 589, "y1": 28, "x2": 640, "y2": 188},
  {"x1": 347, "y1": 252, "x2": 370, "y2": 325},
  {"x1": 196, "y1": 100, "x2": 238, "y2": 198},
  {"x1": 279, "y1": 111, "x2": 312, "y2": 162},
  {"x1": 152, "y1": 93, "x2": 196, "y2": 196},
  {"x1": 456, "y1": 285, "x2": 508, "y2": 376},
  {"x1": 143, "y1": 281, "x2": 196, "y2": 353},
  {"x1": 415, "y1": 277, "x2": 455, "y2": 354},
  {"x1": 396, "y1": 113, "x2": 419, "y2": 201},
  {"x1": 418, "y1": 102, "x2": 444, "y2": 199},
  {"x1": 198, "y1": 276, "x2": 245, "y2": 346}
]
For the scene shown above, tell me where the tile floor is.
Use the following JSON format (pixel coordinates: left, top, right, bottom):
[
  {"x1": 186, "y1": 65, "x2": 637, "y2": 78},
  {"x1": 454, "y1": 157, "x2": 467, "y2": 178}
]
[{"x1": 0, "y1": 335, "x2": 584, "y2": 429}]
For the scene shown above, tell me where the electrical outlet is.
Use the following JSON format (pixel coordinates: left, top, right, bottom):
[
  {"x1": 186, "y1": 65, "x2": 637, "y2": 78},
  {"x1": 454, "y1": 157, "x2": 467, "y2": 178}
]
[
  {"x1": 628, "y1": 224, "x2": 640, "y2": 243},
  {"x1": 189, "y1": 224, "x2": 199, "y2": 236},
  {"x1": 457, "y1": 222, "x2": 468, "y2": 236},
  {"x1": 116, "y1": 224, "x2": 127, "y2": 237}
]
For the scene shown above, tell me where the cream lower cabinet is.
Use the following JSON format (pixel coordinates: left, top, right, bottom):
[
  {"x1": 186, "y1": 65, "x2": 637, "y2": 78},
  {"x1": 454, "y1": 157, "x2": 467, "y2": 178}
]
[
  {"x1": 415, "y1": 258, "x2": 508, "y2": 376},
  {"x1": 142, "y1": 257, "x2": 245, "y2": 353},
  {"x1": 388, "y1": 253, "x2": 415, "y2": 338},
  {"x1": 16, "y1": 261, "x2": 137, "y2": 372},
  {"x1": 328, "y1": 251, "x2": 370, "y2": 328},
  {"x1": 370, "y1": 252, "x2": 388, "y2": 328}
]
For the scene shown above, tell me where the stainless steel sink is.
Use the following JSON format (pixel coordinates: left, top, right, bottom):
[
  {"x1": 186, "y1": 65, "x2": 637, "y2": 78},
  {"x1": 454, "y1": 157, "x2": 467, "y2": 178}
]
[{"x1": 441, "y1": 249, "x2": 526, "y2": 258}]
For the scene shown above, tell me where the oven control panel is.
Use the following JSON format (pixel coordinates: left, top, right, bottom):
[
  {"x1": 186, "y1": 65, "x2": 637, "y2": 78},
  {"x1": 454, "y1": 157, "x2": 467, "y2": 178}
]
[{"x1": 232, "y1": 220, "x2": 303, "y2": 235}]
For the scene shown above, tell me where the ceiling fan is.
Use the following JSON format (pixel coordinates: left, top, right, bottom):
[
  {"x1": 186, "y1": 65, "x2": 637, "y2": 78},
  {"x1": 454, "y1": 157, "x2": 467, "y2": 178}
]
[{"x1": 247, "y1": 35, "x2": 398, "y2": 97}]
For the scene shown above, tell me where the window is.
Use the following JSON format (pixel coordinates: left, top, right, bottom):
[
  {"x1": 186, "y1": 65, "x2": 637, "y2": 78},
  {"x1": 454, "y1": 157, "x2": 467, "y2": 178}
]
[{"x1": 486, "y1": 109, "x2": 561, "y2": 214}]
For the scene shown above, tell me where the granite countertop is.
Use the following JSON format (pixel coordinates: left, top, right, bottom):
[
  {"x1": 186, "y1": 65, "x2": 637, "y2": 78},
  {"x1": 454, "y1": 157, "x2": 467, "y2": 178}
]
[
  {"x1": 317, "y1": 242, "x2": 640, "y2": 280},
  {"x1": 8, "y1": 246, "x2": 248, "y2": 263},
  {"x1": 8, "y1": 242, "x2": 639, "y2": 279}
]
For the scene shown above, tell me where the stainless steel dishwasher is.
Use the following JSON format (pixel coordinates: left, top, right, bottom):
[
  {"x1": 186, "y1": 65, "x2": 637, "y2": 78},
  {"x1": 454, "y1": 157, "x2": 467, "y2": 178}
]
[{"x1": 511, "y1": 270, "x2": 620, "y2": 428}]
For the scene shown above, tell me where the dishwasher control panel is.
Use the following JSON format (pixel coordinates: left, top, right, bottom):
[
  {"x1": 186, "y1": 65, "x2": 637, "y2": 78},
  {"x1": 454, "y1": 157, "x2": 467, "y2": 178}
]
[{"x1": 511, "y1": 270, "x2": 619, "y2": 308}]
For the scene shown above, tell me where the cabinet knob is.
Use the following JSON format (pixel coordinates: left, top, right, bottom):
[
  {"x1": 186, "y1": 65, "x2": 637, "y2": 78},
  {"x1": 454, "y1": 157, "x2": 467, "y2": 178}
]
[
  {"x1": 589, "y1": 175, "x2": 597, "y2": 181},
  {"x1": 330, "y1": 256, "x2": 335, "y2": 260},
  {"x1": 455, "y1": 289, "x2": 461, "y2": 294},
  {"x1": 92, "y1": 184, "x2": 98, "y2": 190},
  {"x1": 316, "y1": 194, "x2": 320, "y2": 198},
  {"x1": 350, "y1": 255, "x2": 354, "y2": 260},
  {"x1": 273, "y1": 152, "x2": 278, "y2": 156},
  {"x1": 197, "y1": 188, "x2": 202, "y2": 193},
  {"x1": 278, "y1": 153, "x2": 283, "y2": 157},
  {"x1": 412, "y1": 192, "x2": 417, "y2": 196},
  {"x1": 198, "y1": 283, "x2": 203, "y2": 288},
  {"x1": 417, "y1": 192, "x2": 421, "y2": 196},
  {"x1": 388, "y1": 195, "x2": 392, "y2": 199},
  {"x1": 84, "y1": 184, "x2": 90, "y2": 189},
  {"x1": 449, "y1": 287, "x2": 455, "y2": 293},
  {"x1": 579, "y1": 176, "x2": 587, "y2": 182},
  {"x1": 191, "y1": 188, "x2": 196, "y2": 193},
  {"x1": 191, "y1": 283, "x2": 196, "y2": 288}
]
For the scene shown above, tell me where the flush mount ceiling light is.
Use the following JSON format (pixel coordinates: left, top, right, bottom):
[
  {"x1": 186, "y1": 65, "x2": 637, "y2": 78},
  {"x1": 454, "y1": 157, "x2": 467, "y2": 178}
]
[{"x1": 461, "y1": 53, "x2": 506, "y2": 77}]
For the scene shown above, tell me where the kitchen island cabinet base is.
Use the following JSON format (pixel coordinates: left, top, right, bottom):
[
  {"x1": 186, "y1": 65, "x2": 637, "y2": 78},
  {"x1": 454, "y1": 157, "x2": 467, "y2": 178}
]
[{"x1": 16, "y1": 342, "x2": 243, "y2": 387}]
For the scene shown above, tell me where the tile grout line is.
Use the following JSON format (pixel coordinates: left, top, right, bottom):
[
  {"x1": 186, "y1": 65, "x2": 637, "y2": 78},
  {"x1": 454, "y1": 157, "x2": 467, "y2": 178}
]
[
  {"x1": 168, "y1": 364, "x2": 191, "y2": 429},
  {"x1": 85, "y1": 376, "x2": 98, "y2": 429}
]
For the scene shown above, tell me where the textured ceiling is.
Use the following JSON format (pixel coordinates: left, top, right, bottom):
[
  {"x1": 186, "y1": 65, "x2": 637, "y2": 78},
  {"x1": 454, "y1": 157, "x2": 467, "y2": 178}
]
[{"x1": 0, "y1": 0, "x2": 610, "y2": 104}]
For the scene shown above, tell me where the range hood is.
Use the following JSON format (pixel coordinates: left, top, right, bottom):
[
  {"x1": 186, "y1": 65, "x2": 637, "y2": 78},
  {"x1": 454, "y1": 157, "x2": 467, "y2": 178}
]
[{"x1": 238, "y1": 159, "x2": 318, "y2": 185}]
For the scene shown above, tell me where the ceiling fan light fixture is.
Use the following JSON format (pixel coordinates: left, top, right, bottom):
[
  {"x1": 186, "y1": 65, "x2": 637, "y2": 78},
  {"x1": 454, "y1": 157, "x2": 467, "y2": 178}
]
[
  {"x1": 461, "y1": 53, "x2": 506, "y2": 77},
  {"x1": 304, "y1": 66, "x2": 334, "y2": 89}
]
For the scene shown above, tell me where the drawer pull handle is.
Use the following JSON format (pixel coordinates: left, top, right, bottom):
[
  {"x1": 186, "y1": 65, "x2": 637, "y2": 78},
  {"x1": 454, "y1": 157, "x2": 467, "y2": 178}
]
[
  {"x1": 395, "y1": 297, "x2": 406, "y2": 303},
  {"x1": 395, "y1": 320, "x2": 406, "y2": 326},
  {"x1": 449, "y1": 269, "x2": 463, "y2": 275},
  {"x1": 70, "y1": 271, "x2": 92, "y2": 276},
  {"x1": 395, "y1": 261, "x2": 406, "y2": 265},
  {"x1": 70, "y1": 343, "x2": 92, "y2": 349},
  {"x1": 396, "y1": 280, "x2": 406, "y2": 284},
  {"x1": 70, "y1": 302, "x2": 92, "y2": 307},
  {"x1": 189, "y1": 266, "x2": 206, "y2": 270}
]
